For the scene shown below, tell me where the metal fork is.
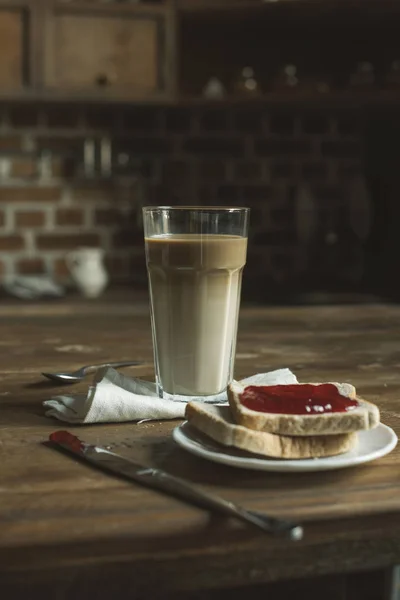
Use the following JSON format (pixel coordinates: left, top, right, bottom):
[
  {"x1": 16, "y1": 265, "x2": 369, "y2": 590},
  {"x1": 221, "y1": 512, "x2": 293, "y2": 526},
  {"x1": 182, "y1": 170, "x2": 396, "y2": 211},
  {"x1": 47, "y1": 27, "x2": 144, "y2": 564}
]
[{"x1": 42, "y1": 360, "x2": 145, "y2": 383}]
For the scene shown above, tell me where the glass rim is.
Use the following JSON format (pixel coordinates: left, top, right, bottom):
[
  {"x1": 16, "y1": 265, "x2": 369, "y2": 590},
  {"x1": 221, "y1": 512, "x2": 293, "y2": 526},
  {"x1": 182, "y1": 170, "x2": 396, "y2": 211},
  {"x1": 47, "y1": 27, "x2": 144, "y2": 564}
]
[{"x1": 142, "y1": 206, "x2": 250, "y2": 212}]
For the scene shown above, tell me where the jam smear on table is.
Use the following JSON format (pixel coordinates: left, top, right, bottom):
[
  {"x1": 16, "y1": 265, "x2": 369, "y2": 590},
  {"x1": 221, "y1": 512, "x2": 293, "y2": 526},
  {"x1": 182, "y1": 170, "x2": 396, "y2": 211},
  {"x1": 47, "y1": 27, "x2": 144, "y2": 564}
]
[{"x1": 240, "y1": 384, "x2": 359, "y2": 415}]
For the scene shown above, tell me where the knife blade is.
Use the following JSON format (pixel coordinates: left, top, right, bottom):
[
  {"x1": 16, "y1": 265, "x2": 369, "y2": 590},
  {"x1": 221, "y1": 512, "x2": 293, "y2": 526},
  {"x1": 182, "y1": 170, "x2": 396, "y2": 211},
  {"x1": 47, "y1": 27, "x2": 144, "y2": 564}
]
[{"x1": 48, "y1": 430, "x2": 303, "y2": 541}]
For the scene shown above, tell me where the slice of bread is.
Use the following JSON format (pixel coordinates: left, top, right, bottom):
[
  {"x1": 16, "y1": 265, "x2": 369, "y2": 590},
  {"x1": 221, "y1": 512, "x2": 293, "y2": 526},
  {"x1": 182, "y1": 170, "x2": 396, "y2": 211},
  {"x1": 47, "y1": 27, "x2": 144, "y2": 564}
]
[
  {"x1": 228, "y1": 381, "x2": 380, "y2": 437},
  {"x1": 185, "y1": 402, "x2": 357, "y2": 459}
]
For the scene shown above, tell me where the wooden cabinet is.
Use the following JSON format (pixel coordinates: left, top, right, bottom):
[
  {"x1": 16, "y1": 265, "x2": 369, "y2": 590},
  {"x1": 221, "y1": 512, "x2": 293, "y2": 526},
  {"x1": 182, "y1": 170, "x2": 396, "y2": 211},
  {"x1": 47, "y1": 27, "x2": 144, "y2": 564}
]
[
  {"x1": 0, "y1": 0, "x2": 399, "y2": 105},
  {"x1": 0, "y1": 1, "x2": 176, "y2": 103},
  {"x1": 0, "y1": 4, "x2": 32, "y2": 92},
  {"x1": 43, "y1": 3, "x2": 174, "y2": 101}
]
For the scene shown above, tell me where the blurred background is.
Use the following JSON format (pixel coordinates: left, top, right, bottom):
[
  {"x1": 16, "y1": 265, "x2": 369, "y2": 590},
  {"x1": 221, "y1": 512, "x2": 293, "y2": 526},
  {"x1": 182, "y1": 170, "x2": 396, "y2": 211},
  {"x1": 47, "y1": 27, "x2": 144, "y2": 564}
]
[{"x1": 0, "y1": 0, "x2": 399, "y2": 304}]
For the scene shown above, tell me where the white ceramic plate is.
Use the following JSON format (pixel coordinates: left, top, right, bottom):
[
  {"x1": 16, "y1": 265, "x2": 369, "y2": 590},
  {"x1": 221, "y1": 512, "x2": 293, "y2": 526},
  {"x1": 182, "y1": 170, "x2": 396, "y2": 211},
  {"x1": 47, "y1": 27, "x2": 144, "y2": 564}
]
[{"x1": 172, "y1": 422, "x2": 398, "y2": 472}]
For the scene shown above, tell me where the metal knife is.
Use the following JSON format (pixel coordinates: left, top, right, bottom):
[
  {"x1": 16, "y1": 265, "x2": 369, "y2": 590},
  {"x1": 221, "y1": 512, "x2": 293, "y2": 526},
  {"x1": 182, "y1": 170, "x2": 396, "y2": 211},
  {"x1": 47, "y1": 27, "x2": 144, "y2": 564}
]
[{"x1": 48, "y1": 430, "x2": 303, "y2": 541}]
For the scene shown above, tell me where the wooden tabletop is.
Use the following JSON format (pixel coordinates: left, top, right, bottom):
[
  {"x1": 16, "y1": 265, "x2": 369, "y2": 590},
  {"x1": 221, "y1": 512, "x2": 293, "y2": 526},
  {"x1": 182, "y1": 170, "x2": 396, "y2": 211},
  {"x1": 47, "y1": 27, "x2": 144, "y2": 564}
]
[{"x1": 2, "y1": 296, "x2": 400, "y2": 598}]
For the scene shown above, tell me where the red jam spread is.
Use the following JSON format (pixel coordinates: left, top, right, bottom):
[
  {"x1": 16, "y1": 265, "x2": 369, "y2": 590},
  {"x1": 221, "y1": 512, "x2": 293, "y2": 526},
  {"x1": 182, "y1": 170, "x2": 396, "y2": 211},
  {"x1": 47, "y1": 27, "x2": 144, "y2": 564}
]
[
  {"x1": 49, "y1": 430, "x2": 84, "y2": 453},
  {"x1": 240, "y1": 384, "x2": 359, "y2": 415}
]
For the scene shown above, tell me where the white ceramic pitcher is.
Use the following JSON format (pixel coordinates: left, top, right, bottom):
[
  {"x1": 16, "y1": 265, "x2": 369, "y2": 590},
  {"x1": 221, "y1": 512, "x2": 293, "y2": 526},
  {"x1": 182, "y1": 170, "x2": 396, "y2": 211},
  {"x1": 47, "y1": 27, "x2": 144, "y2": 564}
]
[{"x1": 66, "y1": 247, "x2": 108, "y2": 298}]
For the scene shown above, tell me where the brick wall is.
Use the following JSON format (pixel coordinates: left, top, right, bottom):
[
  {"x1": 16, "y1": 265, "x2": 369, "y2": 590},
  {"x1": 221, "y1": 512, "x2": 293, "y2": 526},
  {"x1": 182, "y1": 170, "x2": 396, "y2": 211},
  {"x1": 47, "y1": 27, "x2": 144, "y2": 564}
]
[{"x1": 0, "y1": 103, "x2": 364, "y2": 296}]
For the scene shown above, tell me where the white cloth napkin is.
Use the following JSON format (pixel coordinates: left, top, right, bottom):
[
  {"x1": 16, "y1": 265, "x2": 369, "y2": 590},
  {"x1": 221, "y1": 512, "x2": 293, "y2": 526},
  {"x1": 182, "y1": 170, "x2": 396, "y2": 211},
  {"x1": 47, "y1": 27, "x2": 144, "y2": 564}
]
[{"x1": 43, "y1": 367, "x2": 298, "y2": 424}]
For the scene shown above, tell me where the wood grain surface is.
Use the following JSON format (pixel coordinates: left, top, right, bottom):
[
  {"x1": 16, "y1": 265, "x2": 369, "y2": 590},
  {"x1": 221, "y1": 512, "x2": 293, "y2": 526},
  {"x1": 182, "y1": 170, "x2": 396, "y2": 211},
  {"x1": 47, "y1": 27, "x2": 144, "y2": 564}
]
[
  {"x1": 0, "y1": 8, "x2": 24, "y2": 89},
  {"x1": 45, "y1": 10, "x2": 159, "y2": 93},
  {"x1": 1, "y1": 295, "x2": 400, "y2": 598}
]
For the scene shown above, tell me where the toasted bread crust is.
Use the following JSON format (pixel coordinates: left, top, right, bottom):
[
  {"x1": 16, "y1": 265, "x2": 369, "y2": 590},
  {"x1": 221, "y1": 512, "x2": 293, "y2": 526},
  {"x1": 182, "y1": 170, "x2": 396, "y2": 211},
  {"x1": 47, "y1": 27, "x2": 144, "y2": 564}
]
[
  {"x1": 186, "y1": 402, "x2": 357, "y2": 459},
  {"x1": 228, "y1": 381, "x2": 380, "y2": 436}
]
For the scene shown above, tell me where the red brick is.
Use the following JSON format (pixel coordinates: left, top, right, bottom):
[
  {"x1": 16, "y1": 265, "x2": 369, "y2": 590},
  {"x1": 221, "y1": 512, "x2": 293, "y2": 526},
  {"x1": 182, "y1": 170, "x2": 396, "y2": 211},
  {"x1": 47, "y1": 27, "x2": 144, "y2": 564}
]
[
  {"x1": 302, "y1": 162, "x2": 328, "y2": 180},
  {"x1": 255, "y1": 139, "x2": 312, "y2": 156},
  {"x1": 0, "y1": 187, "x2": 61, "y2": 203},
  {"x1": 302, "y1": 116, "x2": 330, "y2": 135},
  {"x1": 45, "y1": 105, "x2": 80, "y2": 129},
  {"x1": 36, "y1": 136, "x2": 83, "y2": 154},
  {"x1": 0, "y1": 136, "x2": 21, "y2": 151},
  {"x1": 72, "y1": 184, "x2": 115, "y2": 203},
  {"x1": 122, "y1": 107, "x2": 160, "y2": 132},
  {"x1": 9, "y1": 106, "x2": 39, "y2": 128},
  {"x1": 269, "y1": 208, "x2": 294, "y2": 228},
  {"x1": 15, "y1": 211, "x2": 46, "y2": 227},
  {"x1": 128, "y1": 253, "x2": 147, "y2": 286},
  {"x1": 162, "y1": 160, "x2": 191, "y2": 183},
  {"x1": 253, "y1": 230, "x2": 296, "y2": 246},
  {"x1": 0, "y1": 210, "x2": 5, "y2": 227},
  {"x1": 16, "y1": 258, "x2": 45, "y2": 274},
  {"x1": 53, "y1": 258, "x2": 70, "y2": 279},
  {"x1": 85, "y1": 107, "x2": 119, "y2": 129},
  {"x1": 56, "y1": 209, "x2": 84, "y2": 226},
  {"x1": 111, "y1": 229, "x2": 143, "y2": 249},
  {"x1": 270, "y1": 115, "x2": 295, "y2": 135},
  {"x1": 217, "y1": 185, "x2": 241, "y2": 203},
  {"x1": 271, "y1": 162, "x2": 295, "y2": 179},
  {"x1": 95, "y1": 208, "x2": 124, "y2": 226},
  {"x1": 233, "y1": 161, "x2": 262, "y2": 181},
  {"x1": 244, "y1": 249, "x2": 270, "y2": 280},
  {"x1": 197, "y1": 185, "x2": 217, "y2": 204},
  {"x1": 321, "y1": 140, "x2": 362, "y2": 158},
  {"x1": 54, "y1": 157, "x2": 76, "y2": 179},
  {"x1": 51, "y1": 158, "x2": 69, "y2": 178},
  {"x1": 242, "y1": 185, "x2": 273, "y2": 202},
  {"x1": 184, "y1": 138, "x2": 244, "y2": 157},
  {"x1": 336, "y1": 117, "x2": 362, "y2": 136},
  {"x1": 114, "y1": 157, "x2": 154, "y2": 179},
  {"x1": 148, "y1": 183, "x2": 195, "y2": 206},
  {"x1": 198, "y1": 160, "x2": 226, "y2": 181},
  {"x1": 336, "y1": 161, "x2": 363, "y2": 178},
  {"x1": 233, "y1": 109, "x2": 264, "y2": 132},
  {"x1": 270, "y1": 251, "x2": 295, "y2": 283},
  {"x1": 104, "y1": 253, "x2": 147, "y2": 284},
  {"x1": 246, "y1": 207, "x2": 263, "y2": 222},
  {"x1": 199, "y1": 109, "x2": 228, "y2": 131},
  {"x1": 10, "y1": 158, "x2": 37, "y2": 179},
  {"x1": 312, "y1": 184, "x2": 342, "y2": 203},
  {"x1": 164, "y1": 107, "x2": 192, "y2": 133},
  {"x1": 37, "y1": 233, "x2": 100, "y2": 250},
  {"x1": 114, "y1": 136, "x2": 172, "y2": 156},
  {"x1": 0, "y1": 235, "x2": 24, "y2": 251},
  {"x1": 271, "y1": 252, "x2": 293, "y2": 269},
  {"x1": 105, "y1": 256, "x2": 130, "y2": 281}
]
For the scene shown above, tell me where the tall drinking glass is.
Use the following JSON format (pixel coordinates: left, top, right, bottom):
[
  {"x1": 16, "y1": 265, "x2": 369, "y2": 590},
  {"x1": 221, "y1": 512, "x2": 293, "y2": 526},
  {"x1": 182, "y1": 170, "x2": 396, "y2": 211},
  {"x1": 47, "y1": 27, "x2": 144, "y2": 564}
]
[{"x1": 143, "y1": 206, "x2": 249, "y2": 400}]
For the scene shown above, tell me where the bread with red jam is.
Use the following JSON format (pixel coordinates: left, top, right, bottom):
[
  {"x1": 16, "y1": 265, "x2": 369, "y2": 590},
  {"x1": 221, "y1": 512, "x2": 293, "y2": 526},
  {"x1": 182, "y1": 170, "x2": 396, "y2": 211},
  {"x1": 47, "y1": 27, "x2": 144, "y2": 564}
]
[
  {"x1": 227, "y1": 381, "x2": 380, "y2": 436},
  {"x1": 185, "y1": 403, "x2": 357, "y2": 459}
]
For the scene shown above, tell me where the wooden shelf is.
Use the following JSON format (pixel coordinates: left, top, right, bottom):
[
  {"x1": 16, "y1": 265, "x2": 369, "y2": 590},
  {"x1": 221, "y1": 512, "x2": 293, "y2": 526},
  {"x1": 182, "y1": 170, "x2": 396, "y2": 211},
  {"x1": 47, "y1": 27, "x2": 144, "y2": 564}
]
[
  {"x1": 0, "y1": 88, "x2": 175, "y2": 105},
  {"x1": 53, "y1": 2, "x2": 168, "y2": 17},
  {"x1": 179, "y1": 0, "x2": 310, "y2": 12},
  {"x1": 2, "y1": 89, "x2": 400, "y2": 108},
  {"x1": 0, "y1": 1, "x2": 176, "y2": 104},
  {"x1": 179, "y1": 0, "x2": 400, "y2": 13},
  {"x1": 176, "y1": 91, "x2": 400, "y2": 108},
  {"x1": 0, "y1": 1, "x2": 398, "y2": 106}
]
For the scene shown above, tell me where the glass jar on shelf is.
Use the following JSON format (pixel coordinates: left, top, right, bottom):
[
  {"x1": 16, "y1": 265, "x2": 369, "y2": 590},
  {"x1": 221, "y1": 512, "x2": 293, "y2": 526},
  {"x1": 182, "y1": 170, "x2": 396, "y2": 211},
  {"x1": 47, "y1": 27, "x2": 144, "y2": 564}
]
[
  {"x1": 233, "y1": 67, "x2": 260, "y2": 96},
  {"x1": 271, "y1": 64, "x2": 299, "y2": 93},
  {"x1": 202, "y1": 77, "x2": 225, "y2": 99},
  {"x1": 348, "y1": 61, "x2": 375, "y2": 90}
]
